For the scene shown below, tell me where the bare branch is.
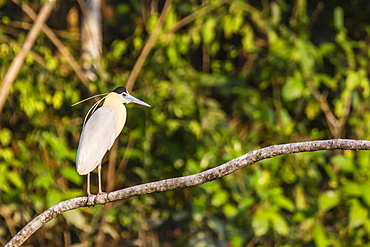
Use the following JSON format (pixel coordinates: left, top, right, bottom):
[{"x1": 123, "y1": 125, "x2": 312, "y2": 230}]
[
  {"x1": 13, "y1": 0, "x2": 90, "y2": 88},
  {"x1": 79, "y1": 0, "x2": 102, "y2": 81},
  {"x1": 306, "y1": 78, "x2": 342, "y2": 138},
  {"x1": 166, "y1": 0, "x2": 227, "y2": 34},
  {"x1": 125, "y1": 0, "x2": 173, "y2": 91},
  {"x1": 0, "y1": 0, "x2": 56, "y2": 116},
  {"x1": 5, "y1": 139, "x2": 370, "y2": 247}
]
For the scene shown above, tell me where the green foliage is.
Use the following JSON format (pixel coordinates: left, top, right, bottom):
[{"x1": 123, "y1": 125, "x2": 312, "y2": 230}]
[{"x1": 1, "y1": 0, "x2": 370, "y2": 246}]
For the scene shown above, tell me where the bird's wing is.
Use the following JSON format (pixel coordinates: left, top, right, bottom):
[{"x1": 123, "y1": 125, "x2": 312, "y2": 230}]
[{"x1": 76, "y1": 106, "x2": 117, "y2": 175}]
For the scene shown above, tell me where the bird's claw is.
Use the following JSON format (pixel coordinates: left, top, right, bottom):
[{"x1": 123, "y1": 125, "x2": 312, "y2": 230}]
[{"x1": 97, "y1": 191, "x2": 107, "y2": 196}]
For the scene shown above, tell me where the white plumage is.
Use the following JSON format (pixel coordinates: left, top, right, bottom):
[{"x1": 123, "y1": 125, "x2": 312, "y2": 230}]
[
  {"x1": 76, "y1": 106, "x2": 121, "y2": 175},
  {"x1": 75, "y1": 86, "x2": 150, "y2": 196}
]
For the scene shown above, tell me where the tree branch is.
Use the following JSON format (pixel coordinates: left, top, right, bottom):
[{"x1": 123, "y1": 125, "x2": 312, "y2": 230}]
[
  {"x1": 125, "y1": 0, "x2": 173, "y2": 91},
  {"x1": 12, "y1": 0, "x2": 90, "y2": 88},
  {"x1": 5, "y1": 139, "x2": 370, "y2": 246},
  {"x1": 0, "y1": 0, "x2": 56, "y2": 117}
]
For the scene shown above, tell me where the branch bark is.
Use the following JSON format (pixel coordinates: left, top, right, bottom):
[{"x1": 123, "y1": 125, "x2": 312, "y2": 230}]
[
  {"x1": 0, "y1": 0, "x2": 56, "y2": 116},
  {"x1": 5, "y1": 139, "x2": 370, "y2": 247},
  {"x1": 79, "y1": 0, "x2": 102, "y2": 81}
]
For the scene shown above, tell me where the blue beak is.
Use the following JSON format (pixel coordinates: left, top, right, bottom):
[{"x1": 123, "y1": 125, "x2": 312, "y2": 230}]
[{"x1": 123, "y1": 94, "x2": 151, "y2": 107}]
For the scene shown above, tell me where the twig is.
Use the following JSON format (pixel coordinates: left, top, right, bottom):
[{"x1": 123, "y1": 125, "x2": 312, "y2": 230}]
[
  {"x1": 307, "y1": 2, "x2": 324, "y2": 30},
  {"x1": 125, "y1": 0, "x2": 173, "y2": 91},
  {"x1": 306, "y1": 79, "x2": 341, "y2": 138},
  {"x1": 166, "y1": 0, "x2": 227, "y2": 34},
  {"x1": 0, "y1": 0, "x2": 56, "y2": 116},
  {"x1": 0, "y1": 207, "x2": 16, "y2": 237},
  {"x1": 5, "y1": 139, "x2": 370, "y2": 247},
  {"x1": 95, "y1": 135, "x2": 136, "y2": 246},
  {"x1": 13, "y1": 0, "x2": 89, "y2": 88}
]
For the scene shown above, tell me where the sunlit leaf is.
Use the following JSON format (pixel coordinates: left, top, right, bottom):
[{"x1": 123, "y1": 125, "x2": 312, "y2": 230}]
[
  {"x1": 318, "y1": 190, "x2": 340, "y2": 212},
  {"x1": 314, "y1": 224, "x2": 328, "y2": 247},
  {"x1": 349, "y1": 199, "x2": 368, "y2": 228},
  {"x1": 270, "y1": 212, "x2": 289, "y2": 236},
  {"x1": 252, "y1": 209, "x2": 269, "y2": 236},
  {"x1": 63, "y1": 210, "x2": 86, "y2": 230},
  {"x1": 0, "y1": 128, "x2": 12, "y2": 146}
]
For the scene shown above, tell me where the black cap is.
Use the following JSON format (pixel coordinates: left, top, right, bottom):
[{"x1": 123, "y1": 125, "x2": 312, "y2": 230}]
[{"x1": 112, "y1": 86, "x2": 127, "y2": 94}]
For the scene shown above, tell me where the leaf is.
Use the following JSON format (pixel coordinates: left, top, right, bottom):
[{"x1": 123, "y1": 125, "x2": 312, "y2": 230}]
[
  {"x1": 223, "y1": 203, "x2": 239, "y2": 218},
  {"x1": 211, "y1": 190, "x2": 228, "y2": 207},
  {"x1": 46, "y1": 189, "x2": 63, "y2": 208},
  {"x1": 61, "y1": 167, "x2": 82, "y2": 185},
  {"x1": 252, "y1": 209, "x2": 269, "y2": 236},
  {"x1": 346, "y1": 70, "x2": 360, "y2": 91},
  {"x1": 7, "y1": 171, "x2": 24, "y2": 189},
  {"x1": 349, "y1": 199, "x2": 368, "y2": 228},
  {"x1": 0, "y1": 128, "x2": 12, "y2": 146},
  {"x1": 282, "y1": 73, "x2": 304, "y2": 101},
  {"x1": 270, "y1": 212, "x2": 289, "y2": 236},
  {"x1": 295, "y1": 184, "x2": 307, "y2": 210},
  {"x1": 333, "y1": 7, "x2": 344, "y2": 31},
  {"x1": 318, "y1": 190, "x2": 340, "y2": 212},
  {"x1": 314, "y1": 224, "x2": 328, "y2": 247},
  {"x1": 52, "y1": 90, "x2": 64, "y2": 110},
  {"x1": 361, "y1": 184, "x2": 370, "y2": 208},
  {"x1": 202, "y1": 18, "x2": 216, "y2": 44},
  {"x1": 331, "y1": 155, "x2": 354, "y2": 173},
  {"x1": 167, "y1": 45, "x2": 178, "y2": 65},
  {"x1": 342, "y1": 182, "x2": 362, "y2": 197},
  {"x1": 274, "y1": 195, "x2": 295, "y2": 212},
  {"x1": 63, "y1": 210, "x2": 86, "y2": 230}
]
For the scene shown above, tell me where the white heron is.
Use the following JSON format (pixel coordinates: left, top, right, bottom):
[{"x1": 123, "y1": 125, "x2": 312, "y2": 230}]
[{"x1": 76, "y1": 86, "x2": 150, "y2": 195}]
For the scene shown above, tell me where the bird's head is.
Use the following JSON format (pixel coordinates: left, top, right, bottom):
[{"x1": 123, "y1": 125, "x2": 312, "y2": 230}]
[{"x1": 111, "y1": 86, "x2": 151, "y2": 107}]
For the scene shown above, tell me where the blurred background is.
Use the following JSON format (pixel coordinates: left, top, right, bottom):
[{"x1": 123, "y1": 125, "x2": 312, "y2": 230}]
[{"x1": 1, "y1": 0, "x2": 370, "y2": 246}]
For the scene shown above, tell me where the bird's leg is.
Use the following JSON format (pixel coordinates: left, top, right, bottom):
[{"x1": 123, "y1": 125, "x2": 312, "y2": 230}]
[
  {"x1": 87, "y1": 172, "x2": 92, "y2": 196},
  {"x1": 98, "y1": 162, "x2": 104, "y2": 195}
]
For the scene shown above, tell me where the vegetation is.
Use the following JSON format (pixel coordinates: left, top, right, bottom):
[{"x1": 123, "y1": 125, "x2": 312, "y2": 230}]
[{"x1": 1, "y1": 0, "x2": 370, "y2": 246}]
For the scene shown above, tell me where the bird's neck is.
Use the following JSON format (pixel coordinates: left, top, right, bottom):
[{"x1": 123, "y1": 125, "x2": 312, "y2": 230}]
[{"x1": 103, "y1": 93, "x2": 127, "y2": 137}]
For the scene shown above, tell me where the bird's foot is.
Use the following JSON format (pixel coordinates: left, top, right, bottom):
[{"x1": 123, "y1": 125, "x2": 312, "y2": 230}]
[
  {"x1": 86, "y1": 193, "x2": 96, "y2": 206},
  {"x1": 97, "y1": 190, "x2": 107, "y2": 196},
  {"x1": 95, "y1": 191, "x2": 107, "y2": 206}
]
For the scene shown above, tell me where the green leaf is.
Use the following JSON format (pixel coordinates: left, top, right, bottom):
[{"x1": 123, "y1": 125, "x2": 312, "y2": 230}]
[
  {"x1": 0, "y1": 128, "x2": 12, "y2": 146},
  {"x1": 223, "y1": 203, "x2": 239, "y2": 218},
  {"x1": 318, "y1": 190, "x2": 340, "y2": 212},
  {"x1": 314, "y1": 224, "x2": 328, "y2": 247},
  {"x1": 273, "y1": 195, "x2": 295, "y2": 212},
  {"x1": 282, "y1": 73, "x2": 304, "y2": 101},
  {"x1": 7, "y1": 171, "x2": 24, "y2": 189},
  {"x1": 349, "y1": 199, "x2": 368, "y2": 228},
  {"x1": 361, "y1": 184, "x2": 370, "y2": 208},
  {"x1": 202, "y1": 18, "x2": 216, "y2": 44},
  {"x1": 331, "y1": 155, "x2": 354, "y2": 173},
  {"x1": 270, "y1": 212, "x2": 289, "y2": 236},
  {"x1": 47, "y1": 189, "x2": 63, "y2": 208},
  {"x1": 346, "y1": 70, "x2": 360, "y2": 91},
  {"x1": 333, "y1": 7, "x2": 344, "y2": 31},
  {"x1": 211, "y1": 190, "x2": 228, "y2": 207},
  {"x1": 343, "y1": 182, "x2": 362, "y2": 197},
  {"x1": 61, "y1": 167, "x2": 82, "y2": 185},
  {"x1": 252, "y1": 209, "x2": 269, "y2": 236}
]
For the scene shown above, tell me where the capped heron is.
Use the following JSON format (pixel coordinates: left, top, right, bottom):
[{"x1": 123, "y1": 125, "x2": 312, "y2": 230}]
[{"x1": 76, "y1": 86, "x2": 150, "y2": 196}]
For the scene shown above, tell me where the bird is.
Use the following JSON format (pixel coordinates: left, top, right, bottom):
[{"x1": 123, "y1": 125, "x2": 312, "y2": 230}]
[{"x1": 76, "y1": 86, "x2": 150, "y2": 196}]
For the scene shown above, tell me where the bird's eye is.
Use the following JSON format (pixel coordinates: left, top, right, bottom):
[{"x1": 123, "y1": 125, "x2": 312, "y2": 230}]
[{"x1": 122, "y1": 92, "x2": 127, "y2": 96}]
